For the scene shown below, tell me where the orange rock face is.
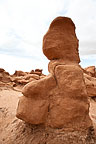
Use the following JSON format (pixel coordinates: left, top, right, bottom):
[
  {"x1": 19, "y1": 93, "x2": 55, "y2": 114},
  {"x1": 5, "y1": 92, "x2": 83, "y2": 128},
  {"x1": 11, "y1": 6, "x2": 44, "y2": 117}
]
[
  {"x1": 43, "y1": 17, "x2": 80, "y2": 63},
  {"x1": 47, "y1": 65, "x2": 91, "y2": 129},
  {"x1": 16, "y1": 96, "x2": 49, "y2": 124},
  {"x1": 16, "y1": 17, "x2": 92, "y2": 132}
]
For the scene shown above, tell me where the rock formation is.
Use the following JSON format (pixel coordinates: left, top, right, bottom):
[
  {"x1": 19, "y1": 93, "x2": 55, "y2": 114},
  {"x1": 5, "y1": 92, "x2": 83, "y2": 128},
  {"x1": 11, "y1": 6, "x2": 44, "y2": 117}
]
[
  {"x1": 43, "y1": 17, "x2": 80, "y2": 63},
  {"x1": 0, "y1": 68, "x2": 11, "y2": 83},
  {"x1": 0, "y1": 68, "x2": 45, "y2": 92},
  {"x1": 84, "y1": 73, "x2": 96, "y2": 97},
  {"x1": 84, "y1": 66, "x2": 96, "y2": 77},
  {"x1": 13, "y1": 70, "x2": 27, "y2": 77},
  {"x1": 16, "y1": 17, "x2": 94, "y2": 142}
]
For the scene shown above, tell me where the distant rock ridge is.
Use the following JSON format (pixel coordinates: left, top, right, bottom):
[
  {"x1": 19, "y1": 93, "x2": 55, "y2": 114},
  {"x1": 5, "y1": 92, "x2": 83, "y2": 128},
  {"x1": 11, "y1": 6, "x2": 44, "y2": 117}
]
[
  {"x1": 0, "y1": 68, "x2": 45, "y2": 91},
  {"x1": 0, "y1": 68, "x2": 11, "y2": 83}
]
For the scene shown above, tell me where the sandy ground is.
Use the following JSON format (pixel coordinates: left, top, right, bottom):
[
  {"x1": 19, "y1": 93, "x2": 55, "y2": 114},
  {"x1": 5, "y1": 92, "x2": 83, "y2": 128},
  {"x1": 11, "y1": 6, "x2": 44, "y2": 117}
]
[{"x1": 0, "y1": 86, "x2": 21, "y2": 143}]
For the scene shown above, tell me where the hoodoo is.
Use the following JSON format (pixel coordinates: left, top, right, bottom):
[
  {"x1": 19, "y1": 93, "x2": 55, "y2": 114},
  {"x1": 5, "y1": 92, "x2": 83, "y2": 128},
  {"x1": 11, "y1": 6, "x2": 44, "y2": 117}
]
[{"x1": 16, "y1": 17, "x2": 94, "y2": 143}]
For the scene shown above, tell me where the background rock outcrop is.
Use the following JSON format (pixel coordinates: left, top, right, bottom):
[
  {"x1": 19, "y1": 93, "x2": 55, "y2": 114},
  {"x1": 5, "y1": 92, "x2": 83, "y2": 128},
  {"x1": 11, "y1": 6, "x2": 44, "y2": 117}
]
[
  {"x1": 0, "y1": 68, "x2": 45, "y2": 91},
  {"x1": 0, "y1": 68, "x2": 11, "y2": 83},
  {"x1": 84, "y1": 66, "x2": 96, "y2": 77}
]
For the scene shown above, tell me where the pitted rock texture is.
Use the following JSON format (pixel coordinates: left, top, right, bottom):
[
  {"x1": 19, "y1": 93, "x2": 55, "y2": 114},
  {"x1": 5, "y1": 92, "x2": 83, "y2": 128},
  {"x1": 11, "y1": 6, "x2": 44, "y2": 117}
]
[
  {"x1": 43, "y1": 17, "x2": 80, "y2": 63},
  {"x1": 16, "y1": 16, "x2": 93, "y2": 137}
]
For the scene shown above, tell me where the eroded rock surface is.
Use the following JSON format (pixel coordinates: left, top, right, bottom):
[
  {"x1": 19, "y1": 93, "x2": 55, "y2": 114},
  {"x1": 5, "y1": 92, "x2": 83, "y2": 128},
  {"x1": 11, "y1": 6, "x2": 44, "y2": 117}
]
[
  {"x1": 84, "y1": 66, "x2": 96, "y2": 77},
  {"x1": 43, "y1": 17, "x2": 80, "y2": 63},
  {"x1": 16, "y1": 16, "x2": 93, "y2": 139}
]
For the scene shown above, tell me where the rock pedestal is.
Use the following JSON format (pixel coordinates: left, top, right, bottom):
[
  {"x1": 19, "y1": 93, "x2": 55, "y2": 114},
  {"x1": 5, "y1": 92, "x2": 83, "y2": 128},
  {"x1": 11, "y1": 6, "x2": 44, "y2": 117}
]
[{"x1": 16, "y1": 17, "x2": 93, "y2": 136}]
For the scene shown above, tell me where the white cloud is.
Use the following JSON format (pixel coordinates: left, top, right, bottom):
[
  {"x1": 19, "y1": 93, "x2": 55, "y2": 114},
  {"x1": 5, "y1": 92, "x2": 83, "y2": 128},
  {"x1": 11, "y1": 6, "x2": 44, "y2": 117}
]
[
  {"x1": 0, "y1": 53, "x2": 49, "y2": 74},
  {"x1": 0, "y1": 0, "x2": 96, "y2": 74},
  {"x1": 0, "y1": 0, "x2": 69, "y2": 74},
  {"x1": 64, "y1": 0, "x2": 96, "y2": 67}
]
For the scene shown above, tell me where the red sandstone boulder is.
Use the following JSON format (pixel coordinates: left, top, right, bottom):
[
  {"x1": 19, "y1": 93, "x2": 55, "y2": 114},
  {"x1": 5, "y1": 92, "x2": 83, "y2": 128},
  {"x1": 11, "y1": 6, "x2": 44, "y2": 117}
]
[
  {"x1": 22, "y1": 74, "x2": 56, "y2": 99},
  {"x1": 48, "y1": 97, "x2": 91, "y2": 129},
  {"x1": 43, "y1": 17, "x2": 80, "y2": 63},
  {"x1": 16, "y1": 96, "x2": 49, "y2": 124}
]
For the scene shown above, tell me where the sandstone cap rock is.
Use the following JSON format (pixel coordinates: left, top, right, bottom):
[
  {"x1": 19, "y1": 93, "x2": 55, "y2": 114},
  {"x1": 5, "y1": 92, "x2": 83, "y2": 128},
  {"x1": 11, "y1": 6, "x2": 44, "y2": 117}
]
[{"x1": 43, "y1": 16, "x2": 80, "y2": 63}]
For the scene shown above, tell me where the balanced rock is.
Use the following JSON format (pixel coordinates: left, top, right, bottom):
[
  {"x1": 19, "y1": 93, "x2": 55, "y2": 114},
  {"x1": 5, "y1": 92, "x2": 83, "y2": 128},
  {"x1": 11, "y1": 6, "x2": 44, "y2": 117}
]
[
  {"x1": 43, "y1": 17, "x2": 80, "y2": 63},
  {"x1": 17, "y1": 96, "x2": 49, "y2": 124},
  {"x1": 16, "y1": 17, "x2": 92, "y2": 135}
]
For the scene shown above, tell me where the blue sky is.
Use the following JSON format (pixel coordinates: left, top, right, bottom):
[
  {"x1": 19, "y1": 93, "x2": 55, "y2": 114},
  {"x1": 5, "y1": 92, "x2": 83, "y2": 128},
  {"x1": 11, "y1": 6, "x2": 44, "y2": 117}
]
[{"x1": 0, "y1": 0, "x2": 96, "y2": 74}]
